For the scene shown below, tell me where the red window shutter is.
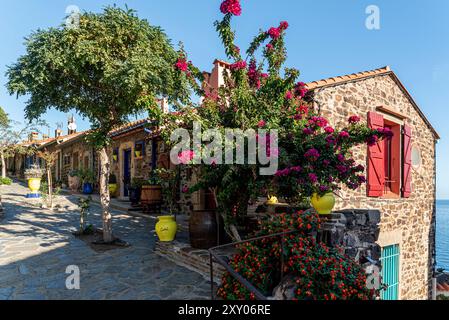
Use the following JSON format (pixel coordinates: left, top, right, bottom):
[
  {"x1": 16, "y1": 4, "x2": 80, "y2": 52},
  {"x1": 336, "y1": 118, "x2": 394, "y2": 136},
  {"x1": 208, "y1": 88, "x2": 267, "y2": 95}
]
[
  {"x1": 402, "y1": 124, "x2": 412, "y2": 198},
  {"x1": 367, "y1": 111, "x2": 385, "y2": 197}
]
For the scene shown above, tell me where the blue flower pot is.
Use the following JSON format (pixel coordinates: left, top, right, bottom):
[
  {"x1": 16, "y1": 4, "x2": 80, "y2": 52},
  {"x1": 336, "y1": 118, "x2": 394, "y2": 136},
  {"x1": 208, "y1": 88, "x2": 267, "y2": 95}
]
[{"x1": 83, "y1": 183, "x2": 93, "y2": 195}]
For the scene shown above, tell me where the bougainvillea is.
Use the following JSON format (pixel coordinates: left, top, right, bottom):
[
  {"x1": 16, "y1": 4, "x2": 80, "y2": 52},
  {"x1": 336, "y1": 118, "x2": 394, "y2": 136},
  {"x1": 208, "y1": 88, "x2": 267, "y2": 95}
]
[
  {"x1": 217, "y1": 211, "x2": 378, "y2": 300},
  {"x1": 150, "y1": 1, "x2": 391, "y2": 240}
]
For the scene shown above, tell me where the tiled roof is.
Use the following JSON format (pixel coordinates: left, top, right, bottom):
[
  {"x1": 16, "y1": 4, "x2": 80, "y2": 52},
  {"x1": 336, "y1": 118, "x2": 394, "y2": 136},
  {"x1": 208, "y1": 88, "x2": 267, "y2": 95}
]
[
  {"x1": 305, "y1": 66, "x2": 439, "y2": 139},
  {"x1": 109, "y1": 118, "x2": 149, "y2": 137},
  {"x1": 437, "y1": 283, "x2": 449, "y2": 292},
  {"x1": 305, "y1": 66, "x2": 391, "y2": 90}
]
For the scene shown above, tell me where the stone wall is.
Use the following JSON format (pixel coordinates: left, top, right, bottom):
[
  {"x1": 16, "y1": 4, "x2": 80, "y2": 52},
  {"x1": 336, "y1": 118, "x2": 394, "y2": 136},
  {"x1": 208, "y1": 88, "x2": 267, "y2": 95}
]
[{"x1": 312, "y1": 74, "x2": 437, "y2": 299}]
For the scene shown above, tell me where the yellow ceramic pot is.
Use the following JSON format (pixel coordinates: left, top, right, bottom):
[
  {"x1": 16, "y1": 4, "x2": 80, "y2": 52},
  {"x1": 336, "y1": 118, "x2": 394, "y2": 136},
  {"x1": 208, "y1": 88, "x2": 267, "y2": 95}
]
[
  {"x1": 266, "y1": 196, "x2": 279, "y2": 205},
  {"x1": 28, "y1": 178, "x2": 41, "y2": 193},
  {"x1": 155, "y1": 216, "x2": 177, "y2": 242},
  {"x1": 311, "y1": 192, "x2": 336, "y2": 215},
  {"x1": 135, "y1": 151, "x2": 141, "y2": 158},
  {"x1": 109, "y1": 184, "x2": 118, "y2": 196}
]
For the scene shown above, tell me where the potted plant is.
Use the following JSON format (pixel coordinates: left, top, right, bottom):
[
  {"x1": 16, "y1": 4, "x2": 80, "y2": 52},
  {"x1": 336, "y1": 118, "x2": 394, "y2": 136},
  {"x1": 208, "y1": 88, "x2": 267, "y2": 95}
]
[
  {"x1": 79, "y1": 168, "x2": 95, "y2": 195},
  {"x1": 108, "y1": 173, "x2": 118, "y2": 197},
  {"x1": 141, "y1": 172, "x2": 162, "y2": 205},
  {"x1": 24, "y1": 165, "x2": 44, "y2": 198},
  {"x1": 68, "y1": 169, "x2": 80, "y2": 191},
  {"x1": 153, "y1": 168, "x2": 179, "y2": 242},
  {"x1": 129, "y1": 177, "x2": 144, "y2": 205}
]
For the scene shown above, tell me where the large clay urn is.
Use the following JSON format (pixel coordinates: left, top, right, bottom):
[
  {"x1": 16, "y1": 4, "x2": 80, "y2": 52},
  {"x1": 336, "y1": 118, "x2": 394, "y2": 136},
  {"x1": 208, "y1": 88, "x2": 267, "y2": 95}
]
[{"x1": 189, "y1": 210, "x2": 224, "y2": 249}]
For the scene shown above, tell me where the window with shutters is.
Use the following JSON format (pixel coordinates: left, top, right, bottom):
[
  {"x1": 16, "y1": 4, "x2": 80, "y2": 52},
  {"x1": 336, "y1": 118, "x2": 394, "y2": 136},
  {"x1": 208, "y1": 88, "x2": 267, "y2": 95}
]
[{"x1": 367, "y1": 111, "x2": 412, "y2": 198}]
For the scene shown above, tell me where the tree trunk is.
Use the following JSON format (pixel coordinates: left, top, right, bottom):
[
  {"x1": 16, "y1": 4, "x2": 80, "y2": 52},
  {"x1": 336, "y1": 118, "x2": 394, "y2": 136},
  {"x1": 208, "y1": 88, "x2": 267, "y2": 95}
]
[
  {"x1": 1, "y1": 153, "x2": 6, "y2": 179},
  {"x1": 99, "y1": 147, "x2": 113, "y2": 243},
  {"x1": 47, "y1": 167, "x2": 53, "y2": 208}
]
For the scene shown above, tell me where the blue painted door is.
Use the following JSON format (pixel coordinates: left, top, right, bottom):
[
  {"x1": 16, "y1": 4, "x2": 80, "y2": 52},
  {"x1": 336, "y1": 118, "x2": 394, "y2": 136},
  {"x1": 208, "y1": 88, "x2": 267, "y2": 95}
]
[
  {"x1": 380, "y1": 244, "x2": 400, "y2": 300},
  {"x1": 123, "y1": 149, "x2": 132, "y2": 197}
]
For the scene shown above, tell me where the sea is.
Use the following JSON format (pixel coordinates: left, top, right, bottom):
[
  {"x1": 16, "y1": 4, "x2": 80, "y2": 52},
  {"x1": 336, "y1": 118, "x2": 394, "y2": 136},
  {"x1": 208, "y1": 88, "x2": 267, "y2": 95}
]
[{"x1": 437, "y1": 200, "x2": 449, "y2": 271}]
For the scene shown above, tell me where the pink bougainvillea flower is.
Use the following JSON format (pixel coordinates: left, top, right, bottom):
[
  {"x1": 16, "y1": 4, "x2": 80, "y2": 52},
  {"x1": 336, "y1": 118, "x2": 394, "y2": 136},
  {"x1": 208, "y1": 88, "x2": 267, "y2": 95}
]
[
  {"x1": 308, "y1": 173, "x2": 318, "y2": 183},
  {"x1": 377, "y1": 127, "x2": 394, "y2": 139},
  {"x1": 258, "y1": 120, "x2": 266, "y2": 128},
  {"x1": 178, "y1": 150, "x2": 195, "y2": 164},
  {"x1": 279, "y1": 21, "x2": 289, "y2": 31},
  {"x1": 309, "y1": 116, "x2": 328, "y2": 128},
  {"x1": 285, "y1": 91, "x2": 293, "y2": 100},
  {"x1": 304, "y1": 148, "x2": 320, "y2": 160},
  {"x1": 182, "y1": 185, "x2": 189, "y2": 193},
  {"x1": 267, "y1": 27, "x2": 281, "y2": 39},
  {"x1": 266, "y1": 43, "x2": 274, "y2": 51},
  {"x1": 366, "y1": 134, "x2": 379, "y2": 146},
  {"x1": 324, "y1": 126, "x2": 335, "y2": 134},
  {"x1": 295, "y1": 82, "x2": 309, "y2": 98},
  {"x1": 348, "y1": 115, "x2": 361, "y2": 124},
  {"x1": 337, "y1": 154, "x2": 345, "y2": 162},
  {"x1": 220, "y1": 0, "x2": 242, "y2": 16},
  {"x1": 230, "y1": 60, "x2": 247, "y2": 71},
  {"x1": 260, "y1": 73, "x2": 269, "y2": 78},
  {"x1": 338, "y1": 131, "x2": 350, "y2": 139},
  {"x1": 303, "y1": 127, "x2": 314, "y2": 135},
  {"x1": 175, "y1": 58, "x2": 188, "y2": 72}
]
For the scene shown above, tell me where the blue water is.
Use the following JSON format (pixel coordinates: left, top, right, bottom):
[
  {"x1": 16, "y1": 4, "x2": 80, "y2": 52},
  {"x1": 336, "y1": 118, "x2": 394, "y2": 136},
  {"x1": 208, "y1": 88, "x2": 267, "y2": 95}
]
[{"x1": 437, "y1": 200, "x2": 449, "y2": 271}]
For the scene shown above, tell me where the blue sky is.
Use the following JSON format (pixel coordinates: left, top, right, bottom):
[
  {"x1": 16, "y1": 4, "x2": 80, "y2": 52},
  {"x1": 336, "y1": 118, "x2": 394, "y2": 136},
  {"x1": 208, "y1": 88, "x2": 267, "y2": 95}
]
[{"x1": 1, "y1": 0, "x2": 448, "y2": 198}]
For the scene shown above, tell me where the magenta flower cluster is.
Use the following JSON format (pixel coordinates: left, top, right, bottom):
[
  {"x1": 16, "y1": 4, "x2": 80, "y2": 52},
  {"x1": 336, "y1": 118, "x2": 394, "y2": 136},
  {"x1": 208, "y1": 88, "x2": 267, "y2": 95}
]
[{"x1": 220, "y1": 0, "x2": 242, "y2": 16}]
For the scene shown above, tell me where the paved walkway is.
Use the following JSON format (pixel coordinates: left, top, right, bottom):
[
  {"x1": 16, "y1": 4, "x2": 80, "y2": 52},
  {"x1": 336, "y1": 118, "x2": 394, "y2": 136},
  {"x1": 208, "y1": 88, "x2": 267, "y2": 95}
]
[{"x1": 0, "y1": 182, "x2": 210, "y2": 300}]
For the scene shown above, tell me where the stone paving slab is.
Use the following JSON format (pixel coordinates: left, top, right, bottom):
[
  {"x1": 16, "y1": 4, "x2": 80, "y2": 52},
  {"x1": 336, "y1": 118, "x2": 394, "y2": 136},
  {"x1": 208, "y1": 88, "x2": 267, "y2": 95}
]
[{"x1": 0, "y1": 182, "x2": 210, "y2": 300}]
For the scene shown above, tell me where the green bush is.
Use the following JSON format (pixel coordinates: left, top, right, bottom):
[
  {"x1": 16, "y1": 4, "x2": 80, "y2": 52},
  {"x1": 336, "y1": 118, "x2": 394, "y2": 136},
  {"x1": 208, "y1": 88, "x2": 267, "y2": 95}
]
[{"x1": 0, "y1": 177, "x2": 12, "y2": 185}]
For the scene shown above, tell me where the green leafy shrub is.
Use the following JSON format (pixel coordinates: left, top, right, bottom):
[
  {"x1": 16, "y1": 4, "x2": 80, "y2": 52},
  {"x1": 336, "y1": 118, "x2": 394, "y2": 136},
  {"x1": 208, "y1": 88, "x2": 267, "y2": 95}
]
[{"x1": 0, "y1": 177, "x2": 12, "y2": 185}]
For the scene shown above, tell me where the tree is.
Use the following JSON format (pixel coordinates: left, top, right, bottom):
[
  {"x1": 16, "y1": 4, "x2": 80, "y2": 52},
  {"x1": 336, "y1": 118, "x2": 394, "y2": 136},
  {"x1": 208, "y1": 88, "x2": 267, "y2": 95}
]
[
  {"x1": 36, "y1": 149, "x2": 57, "y2": 208},
  {"x1": 6, "y1": 6, "x2": 190, "y2": 242},
  {"x1": 0, "y1": 107, "x2": 41, "y2": 179},
  {"x1": 151, "y1": 0, "x2": 390, "y2": 241}
]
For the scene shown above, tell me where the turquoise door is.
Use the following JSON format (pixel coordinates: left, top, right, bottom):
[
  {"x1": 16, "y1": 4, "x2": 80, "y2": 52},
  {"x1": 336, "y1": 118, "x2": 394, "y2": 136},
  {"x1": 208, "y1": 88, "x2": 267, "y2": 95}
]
[{"x1": 380, "y1": 244, "x2": 400, "y2": 300}]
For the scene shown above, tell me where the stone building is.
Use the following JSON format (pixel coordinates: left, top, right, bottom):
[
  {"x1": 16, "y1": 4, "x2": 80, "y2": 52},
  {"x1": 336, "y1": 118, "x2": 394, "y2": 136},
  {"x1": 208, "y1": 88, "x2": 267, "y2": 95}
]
[{"x1": 306, "y1": 66, "x2": 439, "y2": 300}]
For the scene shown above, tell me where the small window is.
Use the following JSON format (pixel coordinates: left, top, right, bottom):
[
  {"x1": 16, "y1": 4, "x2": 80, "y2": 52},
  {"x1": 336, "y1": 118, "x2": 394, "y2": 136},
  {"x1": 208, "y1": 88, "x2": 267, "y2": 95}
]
[
  {"x1": 135, "y1": 141, "x2": 145, "y2": 158},
  {"x1": 112, "y1": 148, "x2": 119, "y2": 163},
  {"x1": 411, "y1": 146, "x2": 421, "y2": 169}
]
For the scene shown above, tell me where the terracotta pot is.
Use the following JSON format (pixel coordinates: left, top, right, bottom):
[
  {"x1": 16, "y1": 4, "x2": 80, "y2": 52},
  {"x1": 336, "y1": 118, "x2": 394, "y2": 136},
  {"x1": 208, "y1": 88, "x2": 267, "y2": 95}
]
[
  {"x1": 68, "y1": 175, "x2": 80, "y2": 191},
  {"x1": 140, "y1": 185, "x2": 162, "y2": 204},
  {"x1": 189, "y1": 210, "x2": 225, "y2": 249}
]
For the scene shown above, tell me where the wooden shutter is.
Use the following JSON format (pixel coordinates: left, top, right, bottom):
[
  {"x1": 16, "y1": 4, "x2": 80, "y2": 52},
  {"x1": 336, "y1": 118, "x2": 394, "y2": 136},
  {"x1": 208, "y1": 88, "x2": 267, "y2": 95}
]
[
  {"x1": 402, "y1": 124, "x2": 412, "y2": 198},
  {"x1": 367, "y1": 111, "x2": 385, "y2": 197}
]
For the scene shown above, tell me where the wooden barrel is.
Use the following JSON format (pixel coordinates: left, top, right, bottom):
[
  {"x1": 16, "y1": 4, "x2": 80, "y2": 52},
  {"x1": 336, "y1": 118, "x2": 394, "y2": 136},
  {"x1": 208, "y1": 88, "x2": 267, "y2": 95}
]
[
  {"x1": 140, "y1": 185, "x2": 162, "y2": 204},
  {"x1": 189, "y1": 210, "x2": 224, "y2": 249}
]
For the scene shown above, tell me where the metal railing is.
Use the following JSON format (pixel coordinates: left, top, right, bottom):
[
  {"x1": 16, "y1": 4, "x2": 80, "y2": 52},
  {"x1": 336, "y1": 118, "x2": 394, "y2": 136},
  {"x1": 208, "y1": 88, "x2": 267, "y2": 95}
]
[{"x1": 208, "y1": 229, "x2": 301, "y2": 300}]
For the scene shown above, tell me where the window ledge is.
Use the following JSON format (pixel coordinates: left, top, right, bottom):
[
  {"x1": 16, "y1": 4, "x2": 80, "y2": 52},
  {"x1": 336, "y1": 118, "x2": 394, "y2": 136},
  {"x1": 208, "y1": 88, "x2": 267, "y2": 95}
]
[{"x1": 382, "y1": 192, "x2": 401, "y2": 199}]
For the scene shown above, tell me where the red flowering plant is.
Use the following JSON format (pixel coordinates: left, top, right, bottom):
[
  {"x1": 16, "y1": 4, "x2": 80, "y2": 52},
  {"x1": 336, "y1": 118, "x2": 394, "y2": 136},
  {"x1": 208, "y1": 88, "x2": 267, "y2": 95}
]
[
  {"x1": 148, "y1": 0, "x2": 390, "y2": 241},
  {"x1": 217, "y1": 210, "x2": 378, "y2": 300}
]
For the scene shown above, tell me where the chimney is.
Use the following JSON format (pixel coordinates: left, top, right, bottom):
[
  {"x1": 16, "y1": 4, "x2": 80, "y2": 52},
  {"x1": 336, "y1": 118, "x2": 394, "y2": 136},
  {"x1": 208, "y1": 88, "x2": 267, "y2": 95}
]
[
  {"x1": 67, "y1": 115, "x2": 77, "y2": 135},
  {"x1": 55, "y1": 129, "x2": 62, "y2": 138},
  {"x1": 29, "y1": 132, "x2": 39, "y2": 142}
]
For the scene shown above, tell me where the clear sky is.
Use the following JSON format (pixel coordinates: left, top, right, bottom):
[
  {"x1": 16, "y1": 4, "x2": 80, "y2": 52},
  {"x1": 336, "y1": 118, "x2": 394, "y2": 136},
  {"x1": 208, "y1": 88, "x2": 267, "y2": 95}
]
[{"x1": 1, "y1": 0, "x2": 448, "y2": 198}]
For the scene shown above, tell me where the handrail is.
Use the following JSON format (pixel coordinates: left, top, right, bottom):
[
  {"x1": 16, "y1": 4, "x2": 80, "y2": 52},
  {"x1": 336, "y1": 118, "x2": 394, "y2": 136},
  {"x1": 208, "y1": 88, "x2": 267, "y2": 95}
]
[{"x1": 208, "y1": 229, "x2": 300, "y2": 300}]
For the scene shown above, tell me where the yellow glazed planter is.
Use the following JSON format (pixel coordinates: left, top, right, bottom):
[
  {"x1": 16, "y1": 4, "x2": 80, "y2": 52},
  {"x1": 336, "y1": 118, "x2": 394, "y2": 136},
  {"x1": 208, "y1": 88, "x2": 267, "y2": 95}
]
[
  {"x1": 109, "y1": 184, "x2": 118, "y2": 197},
  {"x1": 134, "y1": 151, "x2": 141, "y2": 158},
  {"x1": 155, "y1": 216, "x2": 177, "y2": 242},
  {"x1": 28, "y1": 178, "x2": 41, "y2": 193},
  {"x1": 311, "y1": 192, "x2": 336, "y2": 215}
]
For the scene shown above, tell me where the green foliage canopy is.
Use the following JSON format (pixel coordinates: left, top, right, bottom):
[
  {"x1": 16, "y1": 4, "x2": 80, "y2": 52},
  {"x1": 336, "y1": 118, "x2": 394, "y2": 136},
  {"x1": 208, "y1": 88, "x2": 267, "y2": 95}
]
[{"x1": 6, "y1": 6, "x2": 191, "y2": 147}]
